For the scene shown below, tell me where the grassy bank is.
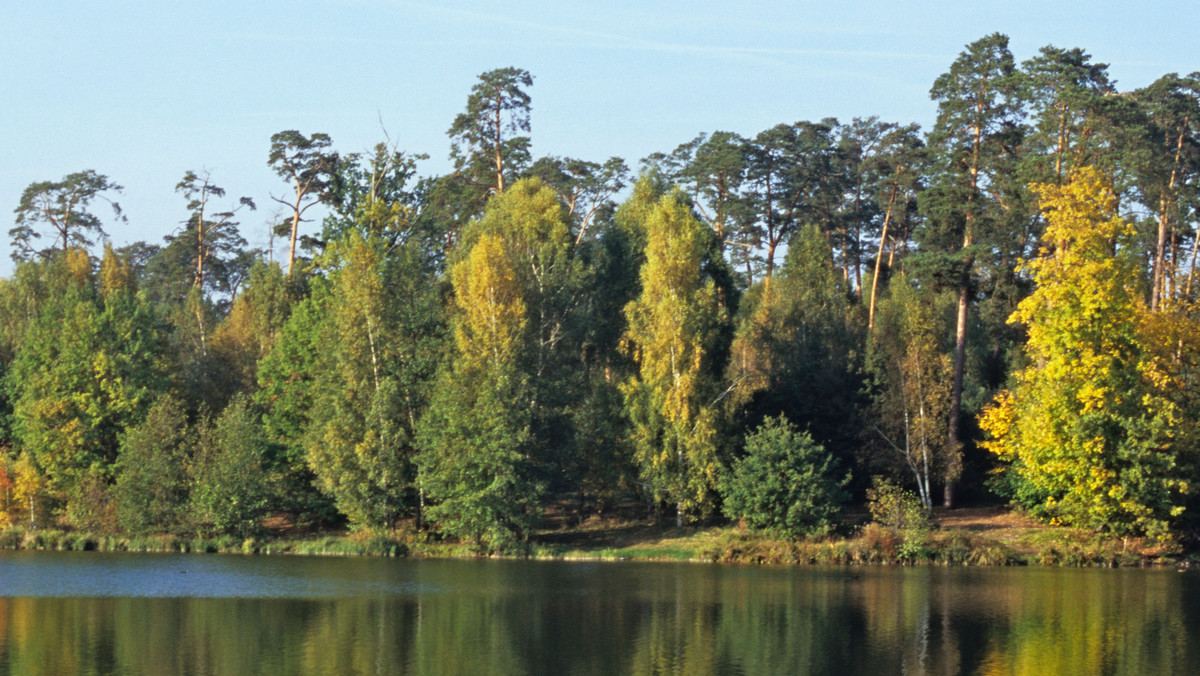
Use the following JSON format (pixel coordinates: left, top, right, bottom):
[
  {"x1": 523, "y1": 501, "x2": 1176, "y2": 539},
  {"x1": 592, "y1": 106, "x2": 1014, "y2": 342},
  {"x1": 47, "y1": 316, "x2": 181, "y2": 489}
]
[
  {"x1": 0, "y1": 508, "x2": 1185, "y2": 567},
  {"x1": 0, "y1": 527, "x2": 411, "y2": 557},
  {"x1": 531, "y1": 507, "x2": 1183, "y2": 567}
]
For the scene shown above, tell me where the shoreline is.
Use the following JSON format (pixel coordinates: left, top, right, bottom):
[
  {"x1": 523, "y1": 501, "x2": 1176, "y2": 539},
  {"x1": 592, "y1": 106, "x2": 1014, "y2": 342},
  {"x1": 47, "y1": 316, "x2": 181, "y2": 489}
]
[{"x1": 0, "y1": 507, "x2": 1188, "y2": 568}]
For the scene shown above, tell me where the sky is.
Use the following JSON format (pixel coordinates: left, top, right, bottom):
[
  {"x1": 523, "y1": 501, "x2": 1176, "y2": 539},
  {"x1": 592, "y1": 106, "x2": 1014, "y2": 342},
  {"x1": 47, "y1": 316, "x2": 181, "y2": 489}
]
[{"x1": 2, "y1": 1, "x2": 1197, "y2": 276}]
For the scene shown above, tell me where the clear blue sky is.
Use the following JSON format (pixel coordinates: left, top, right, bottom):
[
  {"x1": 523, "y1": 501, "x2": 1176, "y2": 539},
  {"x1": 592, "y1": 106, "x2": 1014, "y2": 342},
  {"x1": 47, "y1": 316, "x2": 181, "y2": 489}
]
[{"x1": 2, "y1": 1, "x2": 1197, "y2": 276}]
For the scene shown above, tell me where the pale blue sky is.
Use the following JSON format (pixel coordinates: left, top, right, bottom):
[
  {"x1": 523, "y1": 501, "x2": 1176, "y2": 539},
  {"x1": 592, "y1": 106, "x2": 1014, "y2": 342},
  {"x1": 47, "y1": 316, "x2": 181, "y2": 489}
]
[{"x1": 2, "y1": 1, "x2": 1197, "y2": 275}]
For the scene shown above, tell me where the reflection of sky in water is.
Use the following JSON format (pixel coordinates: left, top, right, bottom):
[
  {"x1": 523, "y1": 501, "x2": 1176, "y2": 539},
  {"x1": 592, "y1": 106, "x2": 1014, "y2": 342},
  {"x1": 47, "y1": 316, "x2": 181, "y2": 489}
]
[{"x1": 0, "y1": 551, "x2": 445, "y2": 598}]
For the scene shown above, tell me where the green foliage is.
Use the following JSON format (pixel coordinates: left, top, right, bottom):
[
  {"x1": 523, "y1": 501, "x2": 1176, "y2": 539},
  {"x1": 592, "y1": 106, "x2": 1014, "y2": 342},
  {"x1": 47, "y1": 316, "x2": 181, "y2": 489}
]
[
  {"x1": 9, "y1": 170, "x2": 124, "y2": 261},
  {"x1": 727, "y1": 224, "x2": 865, "y2": 467},
  {"x1": 418, "y1": 204, "x2": 542, "y2": 551},
  {"x1": 722, "y1": 415, "x2": 849, "y2": 537},
  {"x1": 302, "y1": 231, "x2": 442, "y2": 530},
  {"x1": 188, "y1": 397, "x2": 271, "y2": 538},
  {"x1": 418, "y1": 372, "x2": 539, "y2": 552},
  {"x1": 4, "y1": 256, "x2": 169, "y2": 504},
  {"x1": 63, "y1": 465, "x2": 115, "y2": 533},
  {"x1": 210, "y1": 260, "x2": 293, "y2": 396},
  {"x1": 448, "y1": 67, "x2": 534, "y2": 196},
  {"x1": 268, "y1": 129, "x2": 337, "y2": 276},
  {"x1": 867, "y1": 274, "x2": 955, "y2": 507},
  {"x1": 114, "y1": 395, "x2": 192, "y2": 535},
  {"x1": 2, "y1": 53, "x2": 1200, "y2": 549}
]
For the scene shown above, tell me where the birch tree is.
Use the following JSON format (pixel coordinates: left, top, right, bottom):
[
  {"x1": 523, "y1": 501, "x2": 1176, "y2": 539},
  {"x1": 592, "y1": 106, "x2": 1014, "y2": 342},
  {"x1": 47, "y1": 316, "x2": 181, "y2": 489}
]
[{"x1": 621, "y1": 191, "x2": 725, "y2": 524}]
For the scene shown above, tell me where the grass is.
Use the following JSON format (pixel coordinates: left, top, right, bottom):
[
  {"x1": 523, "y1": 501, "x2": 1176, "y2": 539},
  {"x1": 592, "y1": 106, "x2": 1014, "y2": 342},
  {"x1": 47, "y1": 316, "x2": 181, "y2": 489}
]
[
  {"x1": 0, "y1": 506, "x2": 1185, "y2": 567},
  {"x1": 530, "y1": 506, "x2": 1182, "y2": 567}
]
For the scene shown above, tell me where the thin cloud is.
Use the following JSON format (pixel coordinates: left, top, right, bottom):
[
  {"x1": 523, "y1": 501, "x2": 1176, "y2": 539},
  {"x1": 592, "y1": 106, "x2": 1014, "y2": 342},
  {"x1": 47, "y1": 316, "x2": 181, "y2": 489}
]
[{"x1": 382, "y1": 1, "x2": 941, "y2": 64}]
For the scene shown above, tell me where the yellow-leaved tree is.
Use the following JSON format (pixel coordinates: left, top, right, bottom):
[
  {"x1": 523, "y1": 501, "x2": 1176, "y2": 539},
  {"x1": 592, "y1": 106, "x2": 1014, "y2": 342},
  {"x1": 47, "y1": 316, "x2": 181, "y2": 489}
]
[
  {"x1": 980, "y1": 166, "x2": 1188, "y2": 538},
  {"x1": 417, "y1": 230, "x2": 539, "y2": 551},
  {"x1": 621, "y1": 191, "x2": 725, "y2": 525}
]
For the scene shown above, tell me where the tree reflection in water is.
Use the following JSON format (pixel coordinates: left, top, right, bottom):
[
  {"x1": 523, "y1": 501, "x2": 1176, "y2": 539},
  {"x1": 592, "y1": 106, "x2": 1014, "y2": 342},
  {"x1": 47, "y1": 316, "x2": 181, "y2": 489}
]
[{"x1": 0, "y1": 559, "x2": 1196, "y2": 675}]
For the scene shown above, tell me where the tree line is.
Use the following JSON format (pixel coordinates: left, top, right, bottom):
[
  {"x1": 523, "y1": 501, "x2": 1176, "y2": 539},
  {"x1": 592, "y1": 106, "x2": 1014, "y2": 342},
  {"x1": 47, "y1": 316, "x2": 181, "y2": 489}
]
[{"x1": 1, "y1": 34, "x2": 1198, "y2": 550}]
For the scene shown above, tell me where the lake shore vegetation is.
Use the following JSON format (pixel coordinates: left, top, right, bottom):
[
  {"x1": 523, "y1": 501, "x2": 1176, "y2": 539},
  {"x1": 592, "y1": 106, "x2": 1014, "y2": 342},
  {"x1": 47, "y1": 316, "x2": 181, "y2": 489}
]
[{"x1": 3, "y1": 35, "x2": 1200, "y2": 563}]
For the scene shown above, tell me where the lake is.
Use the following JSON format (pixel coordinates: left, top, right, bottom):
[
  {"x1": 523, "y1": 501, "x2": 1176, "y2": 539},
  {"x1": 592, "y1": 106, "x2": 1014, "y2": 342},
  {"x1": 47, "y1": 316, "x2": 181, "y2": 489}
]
[{"x1": 0, "y1": 551, "x2": 1196, "y2": 675}]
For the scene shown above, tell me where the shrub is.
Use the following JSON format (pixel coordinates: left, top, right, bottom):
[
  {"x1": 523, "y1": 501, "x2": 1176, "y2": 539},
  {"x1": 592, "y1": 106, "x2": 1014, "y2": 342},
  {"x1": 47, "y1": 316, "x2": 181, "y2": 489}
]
[
  {"x1": 867, "y1": 478, "x2": 931, "y2": 561},
  {"x1": 65, "y1": 466, "x2": 117, "y2": 533},
  {"x1": 722, "y1": 415, "x2": 849, "y2": 538}
]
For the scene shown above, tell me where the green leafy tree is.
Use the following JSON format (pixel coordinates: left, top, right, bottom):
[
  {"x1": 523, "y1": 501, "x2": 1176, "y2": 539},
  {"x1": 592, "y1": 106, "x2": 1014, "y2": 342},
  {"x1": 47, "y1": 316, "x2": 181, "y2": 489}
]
[
  {"x1": 114, "y1": 394, "x2": 192, "y2": 534},
  {"x1": 320, "y1": 141, "x2": 427, "y2": 250},
  {"x1": 5, "y1": 250, "x2": 169, "y2": 504},
  {"x1": 188, "y1": 396, "x2": 272, "y2": 537},
  {"x1": 1019, "y1": 46, "x2": 1119, "y2": 185},
  {"x1": 868, "y1": 274, "x2": 954, "y2": 508},
  {"x1": 9, "y1": 170, "x2": 124, "y2": 261},
  {"x1": 723, "y1": 415, "x2": 848, "y2": 537},
  {"x1": 621, "y1": 191, "x2": 725, "y2": 524},
  {"x1": 254, "y1": 284, "x2": 335, "y2": 523},
  {"x1": 302, "y1": 229, "x2": 443, "y2": 530},
  {"x1": 981, "y1": 167, "x2": 1187, "y2": 537}
]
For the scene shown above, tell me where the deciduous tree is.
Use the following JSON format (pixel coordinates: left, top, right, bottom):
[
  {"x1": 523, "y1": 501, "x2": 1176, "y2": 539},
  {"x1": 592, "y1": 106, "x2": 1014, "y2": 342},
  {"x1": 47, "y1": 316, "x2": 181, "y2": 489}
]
[
  {"x1": 981, "y1": 167, "x2": 1187, "y2": 537},
  {"x1": 621, "y1": 191, "x2": 725, "y2": 524},
  {"x1": 418, "y1": 232, "x2": 539, "y2": 551}
]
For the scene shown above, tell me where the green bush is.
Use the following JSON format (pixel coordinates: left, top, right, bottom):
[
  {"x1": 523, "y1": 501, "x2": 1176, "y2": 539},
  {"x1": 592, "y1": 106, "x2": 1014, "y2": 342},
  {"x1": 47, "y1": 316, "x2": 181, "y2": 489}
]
[{"x1": 722, "y1": 415, "x2": 849, "y2": 538}]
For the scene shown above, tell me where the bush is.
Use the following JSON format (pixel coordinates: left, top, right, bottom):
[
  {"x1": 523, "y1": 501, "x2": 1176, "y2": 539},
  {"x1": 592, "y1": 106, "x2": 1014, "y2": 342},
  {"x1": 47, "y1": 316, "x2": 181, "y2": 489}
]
[
  {"x1": 722, "y1": 415, "x2": 849, "y2": 538},
  {"x1": 65, "y1": 466, "x2": 117, "y2": 533},
  {"x1": 866, "y1": 478, "x2": 930, "y2": 561}
]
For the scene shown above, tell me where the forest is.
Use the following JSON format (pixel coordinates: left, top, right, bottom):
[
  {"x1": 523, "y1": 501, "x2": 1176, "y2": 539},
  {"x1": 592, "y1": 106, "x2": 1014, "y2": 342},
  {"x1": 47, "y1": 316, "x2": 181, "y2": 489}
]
[{"x1": 1, "y1": 33, "x2": 1198, "y2": 552}]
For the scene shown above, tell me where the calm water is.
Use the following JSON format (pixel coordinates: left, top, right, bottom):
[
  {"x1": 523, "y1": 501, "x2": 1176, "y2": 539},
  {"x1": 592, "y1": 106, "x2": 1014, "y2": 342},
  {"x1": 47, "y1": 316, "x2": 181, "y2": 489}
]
[{"x1": 0, "y1": 552, "x2": 1197, "y2": 675}]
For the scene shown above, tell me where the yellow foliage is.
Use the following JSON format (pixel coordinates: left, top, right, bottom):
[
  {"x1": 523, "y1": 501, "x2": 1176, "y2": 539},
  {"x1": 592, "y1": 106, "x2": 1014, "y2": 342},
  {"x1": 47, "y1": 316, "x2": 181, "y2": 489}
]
[
  {"x1": 621, "y1": 192, "x2": 723, "y2": 519},
  {"x1": 63, "y1": 247, "x2": 92, "y2": 288},
  {"x1": 9, "y1": 452, "x2": 45, "y2": 528},
  {"x1": 452, "y1": 233, "x2": 527, "y2": 374},
  {"x1": 982, "y1": 167, "x2": 1187, "y2": 536},
  {"x1": 98, "y1": 243, "x2": 133, "y2": 298}
]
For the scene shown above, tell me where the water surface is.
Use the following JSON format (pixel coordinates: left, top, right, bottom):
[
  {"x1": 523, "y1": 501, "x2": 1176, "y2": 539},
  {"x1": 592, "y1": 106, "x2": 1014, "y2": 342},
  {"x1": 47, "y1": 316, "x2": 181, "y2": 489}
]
[{"x1": 0, "y1": 552, "x2": 1196, "y2": 675}]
